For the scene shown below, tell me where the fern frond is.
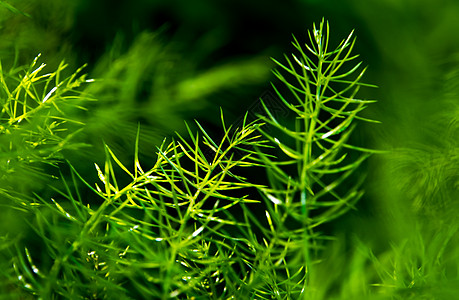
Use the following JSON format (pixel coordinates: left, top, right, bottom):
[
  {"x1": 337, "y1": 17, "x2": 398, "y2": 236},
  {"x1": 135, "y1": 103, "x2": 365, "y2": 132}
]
[
  {"x1": 244, "y1": 18, "x2": 379, "y2": 297},
  {"x1": 259, "y1": 18, "x2": 377, "y2": 227},
  {"x1": 0, "y1": 54, "x2": 93, "y2": 185}
]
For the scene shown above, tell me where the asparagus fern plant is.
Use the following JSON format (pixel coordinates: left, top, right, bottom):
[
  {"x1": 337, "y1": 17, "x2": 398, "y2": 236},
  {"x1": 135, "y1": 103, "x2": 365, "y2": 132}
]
[
  {"x1": 0, "y1": 53, "x2": 93, "y2": 194},
  {"x1": 1, "y1": 19, "x2": 381, "y2": 299}
]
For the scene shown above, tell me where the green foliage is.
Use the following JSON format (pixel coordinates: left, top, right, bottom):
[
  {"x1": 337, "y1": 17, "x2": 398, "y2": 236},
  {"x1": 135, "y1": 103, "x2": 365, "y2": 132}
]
[
  {"x1": 359, "y1": 56, "x2": 459, "y2": 299},
  {"x1": 237, "y1": 19, "x2": 380, "y2": 298},
  {"x1": 259, "y1": 20, "x2": 379, "y2": 227},
  {"x1": 1, "y1": 16, "x2": 458, "y2": 300},
  {"x1": 77, "y1": 31, "x2": 271, "y2": 167},
  {"x1": 0, "y1": 54, "x2": 92, "y2": 190},
  {"x1": 0, "y1": 0, "x2": 30, "y2": 17},
  {"x1": 0, "y1": 54, "x2": 92, "y2": 298}
]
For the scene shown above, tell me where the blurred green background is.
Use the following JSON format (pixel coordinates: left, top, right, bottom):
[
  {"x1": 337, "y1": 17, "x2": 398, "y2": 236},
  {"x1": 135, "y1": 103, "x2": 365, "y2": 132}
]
[
  {"x1": 1, "y1": 0, "x2": 458, "y2": 298},
  {"x1": 3, "y1": 0, "x2": 458, "y2": 146}
]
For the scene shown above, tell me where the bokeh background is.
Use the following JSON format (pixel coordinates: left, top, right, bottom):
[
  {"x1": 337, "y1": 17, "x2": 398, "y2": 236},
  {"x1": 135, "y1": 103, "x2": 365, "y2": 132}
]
[{"x1": 1, "y1": 0, "x2": 458, "y2": 298}]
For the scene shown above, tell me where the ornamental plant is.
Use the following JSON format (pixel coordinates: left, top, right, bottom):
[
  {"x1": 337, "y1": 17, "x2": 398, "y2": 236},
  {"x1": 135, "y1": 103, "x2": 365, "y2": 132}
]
[{"x1": 4, "y1": 17, "x2": 456, "y2": 300}]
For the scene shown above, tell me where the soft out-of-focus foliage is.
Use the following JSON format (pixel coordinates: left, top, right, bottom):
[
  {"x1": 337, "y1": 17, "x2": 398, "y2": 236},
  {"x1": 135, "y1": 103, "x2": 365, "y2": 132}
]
[
  {"x1": 80, "y1": 31, "x2": 271, "y2": 165},
  {"x1": 0, "y1": 0, "x2": 78, "y2": 70},
  {"x1": 1, "y1": 0, "x2": 459, "y2": 299}
]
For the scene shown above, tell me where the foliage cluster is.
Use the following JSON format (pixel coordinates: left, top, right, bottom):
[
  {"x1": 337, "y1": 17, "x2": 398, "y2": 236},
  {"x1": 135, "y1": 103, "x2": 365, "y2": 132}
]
[{"x1": 0, "y1": 3, "x2": 458, "y2": 299}]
